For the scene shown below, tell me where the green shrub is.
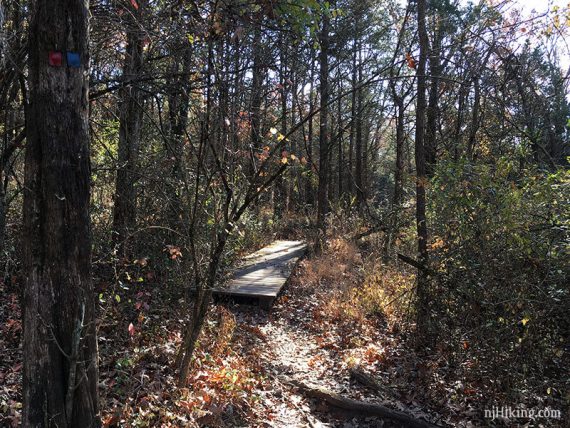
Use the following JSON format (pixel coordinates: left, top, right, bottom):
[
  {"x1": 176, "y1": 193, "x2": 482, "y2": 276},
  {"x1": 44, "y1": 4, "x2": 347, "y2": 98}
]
[{"x1": 428, "y1": 158, "x2": 569, "y2": 394}]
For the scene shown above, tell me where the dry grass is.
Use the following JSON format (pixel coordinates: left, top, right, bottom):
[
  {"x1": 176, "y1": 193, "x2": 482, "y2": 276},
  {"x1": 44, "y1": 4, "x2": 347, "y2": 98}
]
[{"x1": 299, "y1": 237, "x2": 415, "y2": 335}]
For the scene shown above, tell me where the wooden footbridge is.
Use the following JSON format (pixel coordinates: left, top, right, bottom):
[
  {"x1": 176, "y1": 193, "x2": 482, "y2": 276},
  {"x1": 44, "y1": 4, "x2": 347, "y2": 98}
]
[{"x1": 213, "y1": 240, "x2": 307, "y2": 308}]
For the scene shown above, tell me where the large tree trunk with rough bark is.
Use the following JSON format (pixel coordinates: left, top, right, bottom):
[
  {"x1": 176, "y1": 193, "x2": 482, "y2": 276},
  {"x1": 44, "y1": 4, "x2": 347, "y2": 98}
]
[{"x1": 23, "y1": 0, "x2": 99, "y2": 426}]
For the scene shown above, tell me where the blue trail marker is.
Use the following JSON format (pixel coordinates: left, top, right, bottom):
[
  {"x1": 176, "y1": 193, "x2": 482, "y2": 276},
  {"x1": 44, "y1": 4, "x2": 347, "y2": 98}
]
[{"x1": 67, "y1": 51, "x2": 81, "y2": 68}]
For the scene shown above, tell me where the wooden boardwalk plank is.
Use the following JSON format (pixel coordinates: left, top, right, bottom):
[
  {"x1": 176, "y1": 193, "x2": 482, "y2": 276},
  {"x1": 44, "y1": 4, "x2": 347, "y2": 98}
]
[{"x1": 214, "y1": 240, "x2": 307, "y2": 305}]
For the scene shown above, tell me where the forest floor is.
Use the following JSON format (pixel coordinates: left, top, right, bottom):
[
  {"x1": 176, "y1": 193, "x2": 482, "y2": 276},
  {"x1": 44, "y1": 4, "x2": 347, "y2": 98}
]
[
  {"x1": 0, "y1": 240, "x2": 446, "y2": 427},
  {"x1": 0, "y1": 235, "x2": 562, "y2": 426},
  {"x1": 225, "y1": 279, "x2": 443, "y2": 427}
]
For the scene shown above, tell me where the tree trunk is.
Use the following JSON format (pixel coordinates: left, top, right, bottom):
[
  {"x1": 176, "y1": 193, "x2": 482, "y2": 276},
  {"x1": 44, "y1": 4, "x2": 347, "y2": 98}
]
[
  {"x1": 414, "y1": 0, "x2": 431, "y2": 344},
  {"x1": 393, "y1": 97, "x2": 405, "y2": 208},
  {"x1": 453, "y1": 78, "x2": 467, "y2": 161},
  {"x1": 166, "y1": 29, "x2": 192, "y2": 230},
  {"x1": 0, "y1": 180, "x2": 5, "y2": 253},
  {"x1": 274, "y1": 34, "x2": 287, "y2": 219},
  {"x1": 112, "y1": 1, "x2": 144, "y2": 256},
  {"x1": 466, "y1": 76, "x2": 480, "y2": 160},
  {"x1": 176, "y1": 228, "x2": 228, "y2": 385},
  {"x1": 249, "y1": 22, "x2": 264, "y2": 179},
  {"x1": 317, "y1": 11, "x2": 330, "y2": 229},
  {"x1": 290, "y1": 61, "x2": 300, "y2": 211},
  {"x1": 355, "y1": 50, "x2": 365, "y2": 207},
  {"x1": 425, "y1": 27, "x2": 441, "y2": 177},
  {"x1": 305, "y1": 47, "x2": 315, "y2": 206},
  {"x1": 23, "y1": 0, "x2": 99, "y2": 425},
  {"x1": 348, "y1": 38, "x2": 357, "y2": 196},
  {"x1": 337, "y1": 78, "x2": 344, "y2": 199}
]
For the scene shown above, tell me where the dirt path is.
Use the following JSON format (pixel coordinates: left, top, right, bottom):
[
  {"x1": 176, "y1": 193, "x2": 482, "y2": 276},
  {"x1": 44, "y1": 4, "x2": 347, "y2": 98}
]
[
  {"x1": 233, "y1": 308, "x2": 330, "y2": 427},
  {"x1": 232, "y1": 300, "x2": 407, "y2": 427}
]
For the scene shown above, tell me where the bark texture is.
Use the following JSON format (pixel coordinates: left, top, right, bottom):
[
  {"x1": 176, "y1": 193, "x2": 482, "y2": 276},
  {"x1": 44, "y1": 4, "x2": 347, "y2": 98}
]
[{"x1": 23, "y1": 0, "x2": 99, "y2": 426}]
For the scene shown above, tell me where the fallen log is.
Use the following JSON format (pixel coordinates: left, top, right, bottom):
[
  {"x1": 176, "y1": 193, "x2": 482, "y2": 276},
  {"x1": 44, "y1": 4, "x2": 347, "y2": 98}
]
[{"x1": 288, "y1": 378, "x2": 439, "y2": 428}]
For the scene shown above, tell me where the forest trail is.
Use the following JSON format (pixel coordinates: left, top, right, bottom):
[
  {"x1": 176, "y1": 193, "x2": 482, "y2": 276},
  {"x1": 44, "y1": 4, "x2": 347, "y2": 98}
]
[
  {"x1": 229, "y1": 263, "x2": 440, "y2": 428},
  {"x1": 236, "y1": 309, "x2": 328, "y2": 427},
  {"x1": 221, "y1": 241, "x2": 336, "y2": 426}
]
